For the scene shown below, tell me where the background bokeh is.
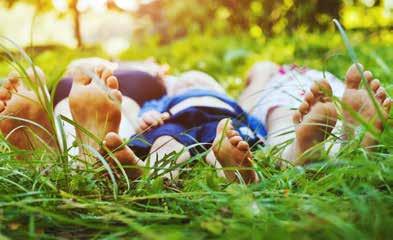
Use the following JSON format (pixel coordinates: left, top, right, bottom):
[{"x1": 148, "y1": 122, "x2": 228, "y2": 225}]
[
  {"x1": 2, "y1": 0, "x2": 393, "y2": 48},
  {"x1": 1, "y1": 0, "x2": 393, "y2": 95}
]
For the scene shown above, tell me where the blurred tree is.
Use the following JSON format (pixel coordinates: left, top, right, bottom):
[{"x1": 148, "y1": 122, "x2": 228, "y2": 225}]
[
  {"x1": 70, "y1": 0, "x2": 82, "y2": 48},
  {"x1": 3, "y1": 0, "x2": 82, "y2": 47},
  {"x1": 1, "y1": 0, "x2": 135, "y2": 47}
]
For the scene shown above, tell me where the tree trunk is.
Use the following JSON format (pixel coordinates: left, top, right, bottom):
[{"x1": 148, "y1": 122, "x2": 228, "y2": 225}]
[{"x1": 71, "y1": 0, "x2": 83, "y2": 48}]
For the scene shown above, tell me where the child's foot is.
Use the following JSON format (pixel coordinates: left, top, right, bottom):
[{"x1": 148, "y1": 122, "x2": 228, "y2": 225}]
[
  {"x1": 290, "y1": 80, "x2": 338, "y2": 165},
  {"x1": 212, "y1": 118, "x2": 259, "y2": 184},
  {"x1": 342, "y1": 64, "x2": 392, "y2": 148},
  {"x1": 69, "y1": 65, "x2": 122, "y2": 154},
  {"x1": 0, "y1": 68, "x2": 56, "y2": 150},
  {"x1": 101, "y1": 132, "x2": 143, "y2": 180}
]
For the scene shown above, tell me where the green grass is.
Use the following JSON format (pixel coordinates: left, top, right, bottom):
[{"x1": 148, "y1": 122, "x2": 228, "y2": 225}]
[{"x1": 1, "y1": 30, "x2": 393, "y2": 239}]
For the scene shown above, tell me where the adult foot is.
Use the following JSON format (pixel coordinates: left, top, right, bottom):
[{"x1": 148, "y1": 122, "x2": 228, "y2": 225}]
[
  {"x1": 290, "y1": 80, "x2": 338, "y2": 165},
  {"x1": 69, "y1": 64, "x2": 122, "y2": 156},
  {"x1": 0, "y1": 68, "x2": 56, "y2": 150},
  {"x1": 342, "y1": 64, "x2": 392, "y2": 148},
  {"x1": 212, "y1": 118, "x2": 259, "y2": 184},
  {"x1": 101, "y1": 132, "x2": 143, "y2": 180}
]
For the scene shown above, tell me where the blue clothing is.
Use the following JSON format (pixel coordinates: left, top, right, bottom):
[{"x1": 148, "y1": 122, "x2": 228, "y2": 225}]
[{"x1": 128, "y1": 89, "x2": 267, "y2": 158}]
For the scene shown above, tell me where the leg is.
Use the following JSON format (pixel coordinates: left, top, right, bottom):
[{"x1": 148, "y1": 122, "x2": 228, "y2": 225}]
[
  {"x1": 212, "y1": 118, "x2": 259, "y2": 184},
  {"x1": 265, "y1": 107, "x2": 296, "y2": 148},
  {"x1": 148, "y1": 136, "x2": 191, "y2": 180},
  {"x1": 238, "y1": 61, "x2": 279, "y2": 113}
]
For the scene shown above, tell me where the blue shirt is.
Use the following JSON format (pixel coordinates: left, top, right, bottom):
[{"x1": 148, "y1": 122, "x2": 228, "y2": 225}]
[{"x1": 139, "y1": 89, "x2": 267, "y2": 138}]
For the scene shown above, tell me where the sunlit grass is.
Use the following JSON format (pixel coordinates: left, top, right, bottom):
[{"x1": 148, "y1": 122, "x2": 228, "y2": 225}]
[{"x1": 0, "y1": 28, "x2": 393, "y2": 239}]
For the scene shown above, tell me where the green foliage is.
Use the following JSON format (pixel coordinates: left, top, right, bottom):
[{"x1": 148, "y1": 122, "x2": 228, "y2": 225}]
[
  {"x1": 121, "y1": 30, "x2": 393, "y2": 97},
  {"x1": 137, "y1": 0, "x2": 342, "y2": 43}
]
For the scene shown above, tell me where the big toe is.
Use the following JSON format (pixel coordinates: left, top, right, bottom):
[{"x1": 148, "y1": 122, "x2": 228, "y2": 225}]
[
  {"x1": 0, "y1": 87, "x2": 11, "y2": 101},
  {"x1": 216, "y1": 118, "x2": 234, "y2": 134},
  {"x1": 311, "y1": 79, "x2": 333, "y2": 101},
  {"x1": 345, "y1": 63, "x2": 363, "y2": 89},
  {"x1": 106, "y1": 76, "x2": 119, "y2": 90},
  {"x1": 4, "y1": 71, "x2": 21, "y2": 91},
  {"x1": 103, "y1": 132, "x2": 123, "y2": 151},
  {"x1": 237, "y1": 141, "x2": 250, "y2": 152}
]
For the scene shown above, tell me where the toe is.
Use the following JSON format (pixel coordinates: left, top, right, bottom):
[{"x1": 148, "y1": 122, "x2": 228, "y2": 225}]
[
  {"x1": 311, "y1": 82, "x2": 322, "y2": 99},
  {"x1": 364, "y1": 71, "x2": 373, "y2": 83},
  {"x1": 102, "y1": 68, "x2": 113, "y2": 81},
  {"x1": 376, "y1": 87, "x2": 387, "y2": 104},
  {"x1": 319, "y1": 79, "x2": 333, "y2": 94},
  {"x1": 8, "y1": 76, "x2": 19, "y2": 86},
  {"x1": 370, "y1": 79, "x2": 381, "y2": 93},
  {"x1": 0, "y1": 101, "x2": 5, "y2": 112},
  {"x1": 95, "y1": 66, "x2": 104, "y2": 77},
  {"x1": 106, "y1": 76, "x2": 119, "y2": 89},
  {"x1": 0, "y1": 88, "x2": 11, "y2": 101},
  {"x1": 216, "y1": 118, "x2": 233, "y2": 134},
  {"x1": 237, "y1": 141, "x2": 249, "y2": 151},
  {"x1": 3, "y1": 80, "x2": 16, "y2": 92},
  {"x1": 227, "y1": 130, "x2": 240, "y2": 138},
  {"x1": 144, "y1": 115, "x2": 159, "y2": 127},
  {"x1": 345, "y1": 63, "x2": 363, "y2": 89},
  {"x1": 74, "y1": 74, "x2": 92, "y2": 85},
  {"x1": 226, "y1": 120, "x2": 234, "y2": 130},
  {"x1": 299, "y1": 102, "x2": 310, "y2": 115},
  {"x1": 110, "y1": 89, "x2": 122, "y2": 103},
  {"x1": 5, "y1": 72, "x2": 20, "y2": 90},
  {"x1": 383, "y1": 98, "x2": 392, "y2": 113},
  {"x1": 311, "y1": 80, "x2": 332, "y2": 102},
  {"x1": 161, "y1": 112, "x2": 170, "y2": 121},
  {"x1": 319, "y1": 80, "x2": 333, "y2": 101},
  {"x1": 104, "y1": 132, "x2": 123, "y2": 151},
  {"x1": 293, "y1": 111, "x2": 302, "y2": 124},
  {"x1": 229, "y1": 136, "x2": 242, "y2": 147},
  {"x1": 304, "y1": 92, "x2": 315, "y2": 106}
]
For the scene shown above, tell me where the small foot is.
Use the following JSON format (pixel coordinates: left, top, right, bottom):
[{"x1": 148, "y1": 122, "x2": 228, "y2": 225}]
[{"x1": 212, "y1": 118, "x2": 259, "y2": 184}]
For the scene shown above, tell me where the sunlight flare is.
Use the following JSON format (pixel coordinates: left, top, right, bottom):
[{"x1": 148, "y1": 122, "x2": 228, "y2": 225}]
[{"x1": 52, "y1": 0, "x2": 68, "y2": 12}]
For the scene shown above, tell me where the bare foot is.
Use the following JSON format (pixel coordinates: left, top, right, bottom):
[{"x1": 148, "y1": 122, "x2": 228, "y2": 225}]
[
  {"x1": 0, "y1": 68, "x2": 56, "y2": 150},
  {"x1": 290, "y1": 80, "x2": 338, "y2": 165},
  {"x1": 101, "y1": 132, "x2": 143, "y2": 180},
  {"x1": 342, "y1": 64, "x2": 392, "y2": 148},
  {"x1": 212, "y1": 118, "x2": 259, "y2": 184},
  {"x1": 69, "y1": 64, "x2": 122, "y2": 155}
]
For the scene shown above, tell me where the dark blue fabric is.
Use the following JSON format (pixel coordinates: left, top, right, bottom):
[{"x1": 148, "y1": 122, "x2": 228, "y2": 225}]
[
  {"x1": 54, "y1": 69, "x2": 166, "y2": 107},
  {"x1": 129, "y1": 89, "x2": 267, "y2": 158}
]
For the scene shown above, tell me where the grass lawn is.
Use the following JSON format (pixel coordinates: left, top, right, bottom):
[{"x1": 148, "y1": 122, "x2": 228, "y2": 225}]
[{"x1": 1, "y1": 31, "x2": 393, "y2": 239}]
